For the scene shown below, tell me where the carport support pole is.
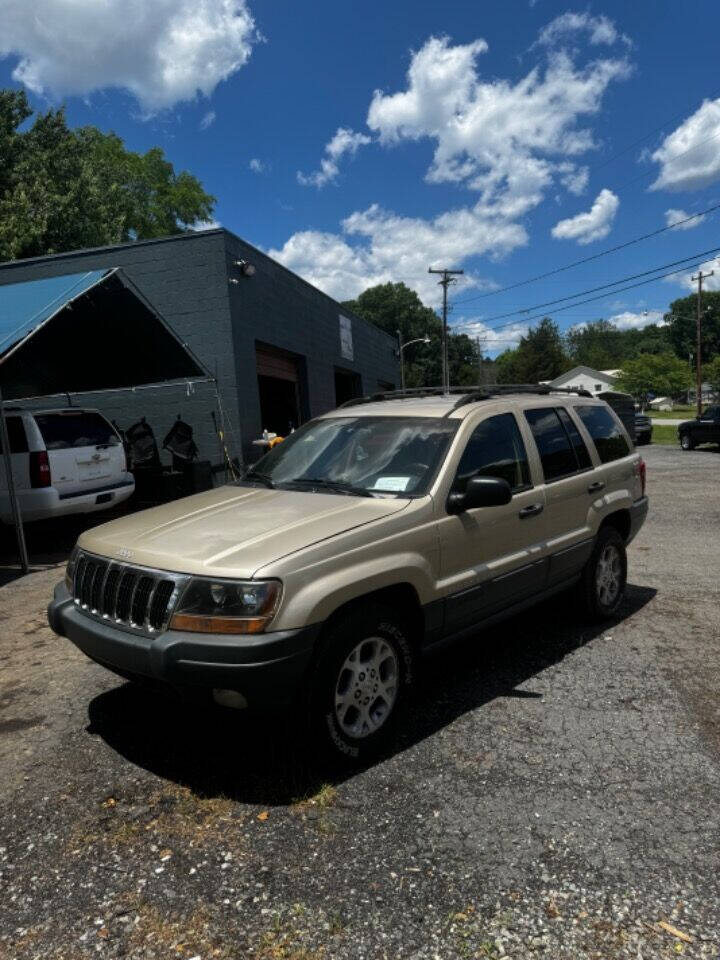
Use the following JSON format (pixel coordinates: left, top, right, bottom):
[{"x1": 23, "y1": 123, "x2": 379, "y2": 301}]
[{"x1": 0, "y1": 383, "x2": 29, "y2": 574}]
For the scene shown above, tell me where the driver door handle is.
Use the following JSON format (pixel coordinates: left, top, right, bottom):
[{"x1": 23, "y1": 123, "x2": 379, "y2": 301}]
[
  {"x1": 587, "y1": 480, "x2": 605, "y2": 493},
  {"x1": 518, "y1": 503, "x2": 543, "y2": 519}
]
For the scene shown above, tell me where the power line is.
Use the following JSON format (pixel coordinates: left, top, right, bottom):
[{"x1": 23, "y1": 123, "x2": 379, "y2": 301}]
[
  {"x1": 452, "y1": 202, "x2": 720, "y2": 307},
  {"x1": 479, "y1": 253, "x2": 720, "y2": 334},
  {"x1": 586, "y1": 86, "x2": 720, "y2": 175},
  {"x1": 458, "y1": 244, "x2": 720, "y2": 325}
]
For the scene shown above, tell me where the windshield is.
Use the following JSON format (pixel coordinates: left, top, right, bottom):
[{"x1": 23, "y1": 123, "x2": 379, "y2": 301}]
[{"x1": 243, "y1": 416, "x2": 457, "y2": 496}]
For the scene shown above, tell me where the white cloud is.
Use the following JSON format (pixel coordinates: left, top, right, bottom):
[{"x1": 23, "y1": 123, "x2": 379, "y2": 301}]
[
  {"x1": 367, "y1": 35, "x2": 630, "y2": 218},
  {"x1": 200, "y1": 110, "x2": 216, "y2": 130},
  {"x1": 650, "y1": 98, "x2": 720, "y2": 192},
  {"x1": 189, "y1": 219, "x2": 221, "y2": 231},
  {"x1": 558, "y1": 163, "x2": 589, "y2": 195},
  {"x1": 608, "y1": 309, "x2": 664, "y2": 331},
  {"x1": 665, "y1": 208, "x2": 705, "y2": 230},
  {"x1": 249, "y1": 158, "x2": 267, "y2": 174},
  {"x1": 269, "y1": 203, "x2": 525, "y2": 304},
  {"x1": 666, "y1": 258, "x2": 720, "y2": 293},
  {"x1": 536, "y1": 12, "x2": 630, "y2": 48},
  {"x1": 551, "y1": 188, "x2": 619, "y2": 244},
  {"x1": 451, "y1": 318, "x2": 531, "y2": 355},
  {"x1": 0, "y1": 0, "x2": 259, "y2": 113},
  {"x1": 298, "y1": 128, "x2": 372, "y2": 188},
  {"x1": 277, "y1": 29, "x2": 630, "y2": 306}
]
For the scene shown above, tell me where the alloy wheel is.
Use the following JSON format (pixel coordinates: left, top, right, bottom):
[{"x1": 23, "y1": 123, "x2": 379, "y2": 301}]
[
  {"x1": 596, "y1": 543, "x2": 622, "y2": 607},
  {"x1": 334, "y1": 637, "x2": 399, "y2": 739}
]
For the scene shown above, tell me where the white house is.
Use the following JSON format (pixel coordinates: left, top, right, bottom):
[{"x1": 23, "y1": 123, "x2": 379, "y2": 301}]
[{"x1": 544, "y1": 366, "x2": 618, "y2": 395}]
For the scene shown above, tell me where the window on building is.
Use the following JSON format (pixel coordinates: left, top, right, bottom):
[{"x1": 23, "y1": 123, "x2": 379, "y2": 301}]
[
  {"x1": 525, "y1": 407, "x2": 582, "y2": 482},
  {"x1": 576, "y1": 405, "x2": 631, "y2": 463},
  {"x1": 594, "y1": 384, "x2": 602, "y2": 392},
  {"x1": 454, "y1": 413, "x2": 531, "y2": 493}
]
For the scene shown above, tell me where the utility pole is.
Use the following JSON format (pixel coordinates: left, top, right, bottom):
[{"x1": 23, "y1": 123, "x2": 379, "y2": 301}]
[
  {"x1": 429, "y1": 267, "x2": 463, "y2": 393},
  {"x1": 691, "y1": 268, "x2": 714, "y2": 415}
]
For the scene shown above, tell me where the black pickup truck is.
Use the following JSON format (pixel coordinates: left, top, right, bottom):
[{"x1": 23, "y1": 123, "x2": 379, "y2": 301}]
[{"x1": 678, "y1": 405, "x2": 720, "y2": 450}]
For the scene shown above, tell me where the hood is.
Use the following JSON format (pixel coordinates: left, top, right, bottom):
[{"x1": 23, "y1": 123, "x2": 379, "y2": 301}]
[{"x1": 78, "y1": 484, "x2": 410, "y2": 577}]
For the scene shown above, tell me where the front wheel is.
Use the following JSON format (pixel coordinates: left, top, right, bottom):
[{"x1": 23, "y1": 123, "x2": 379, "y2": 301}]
[
  {"x1": 310, "y1": 603, "x2": 415, "y2": 764},
  {"x1": 680, "y1": 433, "x2": 695, "y2": 450},
  {"x1": 580, "y1": 527, "x2": 627, "y2": 620}
]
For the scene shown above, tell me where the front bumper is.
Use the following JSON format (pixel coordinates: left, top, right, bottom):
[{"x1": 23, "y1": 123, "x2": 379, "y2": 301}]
[
  {"x1": 627, "y1": 495, "x2": 649, "y2": 545},
  {"x1": 48, "y1": 582, "x2": 319, "y2": 708}
]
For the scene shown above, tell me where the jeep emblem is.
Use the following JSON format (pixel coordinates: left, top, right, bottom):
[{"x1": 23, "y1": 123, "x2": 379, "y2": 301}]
[{"x1": 117, "y1": 547, "x2": 134, "y2": 561}]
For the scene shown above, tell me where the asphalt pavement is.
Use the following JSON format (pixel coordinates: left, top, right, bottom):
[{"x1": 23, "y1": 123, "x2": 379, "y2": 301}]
[{"x1": 1, "y1": 443, "x2": 719, "y2": 959}]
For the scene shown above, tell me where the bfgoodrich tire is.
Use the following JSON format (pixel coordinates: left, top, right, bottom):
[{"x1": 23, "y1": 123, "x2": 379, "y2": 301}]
[
  {"x1": 310, "y1": 603, "x2": 415, "y2": 764},
  {"x1": 580, "y1": 526, "x2": 627, "y2": 620},
  {"x1": 680, "y1": 433, "x2": 695, "y2": 450}
]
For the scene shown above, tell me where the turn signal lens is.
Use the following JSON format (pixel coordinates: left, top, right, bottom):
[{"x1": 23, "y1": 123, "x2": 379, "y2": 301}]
[{"x1": 169, "y1": 578, "x2": 282, "y2": 634}]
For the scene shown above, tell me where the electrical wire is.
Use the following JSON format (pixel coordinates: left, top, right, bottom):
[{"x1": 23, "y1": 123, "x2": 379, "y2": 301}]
[
  {"x1": 456, "y1": 245, "x2": 720, "y2": 325},
  {"x1": 479, "y1": 255, "x2": 717, "y2": 334},
  {"x1": 452, "y1": 202, "x2": 720, "y2": 307}
]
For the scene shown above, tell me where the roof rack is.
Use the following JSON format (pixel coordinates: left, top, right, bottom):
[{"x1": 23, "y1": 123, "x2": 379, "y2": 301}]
[{"x1": 337, "y1": 383, "x2": 593, "y2": 412}]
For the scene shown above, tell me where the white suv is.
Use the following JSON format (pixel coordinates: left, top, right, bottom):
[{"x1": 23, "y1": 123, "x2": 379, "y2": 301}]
[{"x1": 1, "y1": 407, "x2": 134, "y2": 523}]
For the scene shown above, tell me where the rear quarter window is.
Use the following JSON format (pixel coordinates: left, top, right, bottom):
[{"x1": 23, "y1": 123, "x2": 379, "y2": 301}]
[
  {"x1": 575, "y1": 405, "x2": 630, "y2": 463},
  {"x1": 0, "y1": 416, "x2": 29, "y2": 454},
  {"x1": 33, "y1": 412, "x2": 119, "y2": 450}
]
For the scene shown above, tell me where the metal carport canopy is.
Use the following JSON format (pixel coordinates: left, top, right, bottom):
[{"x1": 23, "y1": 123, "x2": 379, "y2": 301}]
[{"x1": 0, "y1": 267, "x2": 213, "y2": 572}]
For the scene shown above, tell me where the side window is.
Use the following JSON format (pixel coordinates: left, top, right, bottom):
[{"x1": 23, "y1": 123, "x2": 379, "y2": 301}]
[
  {"x1": 524, "y1": 407, "x2": 579, "y2": 482},
  {"x1": 0, "y1": 417, "x2": 29, "y2": 455},
  {"x1": 557, "y1": 407, "x2": 592, "y2": 470},
  {"x1": 454, "y1": 413, "x2": 531, "y2": 494},
  {"x1": 576, "y1": 405, "x2": 630, "y2": 464}
]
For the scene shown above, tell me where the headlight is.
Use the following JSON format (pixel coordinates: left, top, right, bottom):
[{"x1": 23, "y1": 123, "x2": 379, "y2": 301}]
[
  {"x1": 65, "y1": 546, "x2": 80, "y2": 592},
  {"x1": 169, "y1": 578, "x2": 282, "y2": 634}
]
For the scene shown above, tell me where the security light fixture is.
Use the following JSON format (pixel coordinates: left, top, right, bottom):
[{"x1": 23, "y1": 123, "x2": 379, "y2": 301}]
[{"x1": 234, "y1": 259, "x2": 256, "y2": 277}]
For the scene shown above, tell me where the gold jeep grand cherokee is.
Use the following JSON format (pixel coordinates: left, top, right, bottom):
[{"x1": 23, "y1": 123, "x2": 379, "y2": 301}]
[{"x1": 48, "y1": 386, "x2": 648, "y2": 762}]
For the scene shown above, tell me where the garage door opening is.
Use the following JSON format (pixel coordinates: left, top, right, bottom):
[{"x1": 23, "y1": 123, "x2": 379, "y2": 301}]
[
  {"x1": 334, "y1": 368, "x2": 362, "y2": 407},
  {"x1": 256, "y1": 343, "x2": 305, "y2": 437}
]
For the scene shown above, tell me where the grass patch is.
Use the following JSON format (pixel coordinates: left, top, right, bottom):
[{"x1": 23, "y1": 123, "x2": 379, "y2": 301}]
[
  {"x1": 68, "y1": 783, "x2": 238, "y2": 855},
  {"x1": 291, "y1": 783, "x2": 337, "y2": 810},
  {"x1": 649, "y1": 424, "x2": 679, "y2": 445},
  {"x1": 646, "y1": 407, "x2": 694, "y2": 419}
]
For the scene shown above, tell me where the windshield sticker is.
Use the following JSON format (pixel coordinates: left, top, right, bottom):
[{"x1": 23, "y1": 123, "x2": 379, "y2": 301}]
[{"x1": 372, "y1": 476, "x2": 411, "y2": 492}]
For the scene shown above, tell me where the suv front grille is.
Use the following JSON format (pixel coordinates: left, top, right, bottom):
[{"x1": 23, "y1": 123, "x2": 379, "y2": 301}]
[{"x1": 72, "y1": 551, "x2": 187, "y2": 634}]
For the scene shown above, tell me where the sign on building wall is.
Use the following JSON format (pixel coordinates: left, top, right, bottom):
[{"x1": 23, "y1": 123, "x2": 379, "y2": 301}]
[{"x1": 339, "y1": 315, "x2": 354, "y2": 362}]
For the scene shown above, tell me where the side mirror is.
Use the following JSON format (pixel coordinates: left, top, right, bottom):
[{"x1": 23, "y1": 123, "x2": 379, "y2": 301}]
[{"x1": 447, "y1": 476, "x2": 512, "y2": 514}]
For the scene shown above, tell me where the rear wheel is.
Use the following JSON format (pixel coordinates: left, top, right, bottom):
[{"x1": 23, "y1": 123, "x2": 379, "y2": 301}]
[
  {"x1": 580, "y1": 526, "x2": 627, "y2": 620},
  {"x1": 310, "y1": 603, "x2": 415, "y2": 764},
  {"x1": 680, "y1": 433, "x2": 695, "y2": 450}
]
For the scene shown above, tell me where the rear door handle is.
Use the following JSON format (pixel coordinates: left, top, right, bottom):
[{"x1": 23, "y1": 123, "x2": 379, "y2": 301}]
[
  {"x1": 518, "y1": 503, "x2": 543, "y2": 518},
  {"x1": 587, "y1": 481, "x2": 605, "y2": 493}
]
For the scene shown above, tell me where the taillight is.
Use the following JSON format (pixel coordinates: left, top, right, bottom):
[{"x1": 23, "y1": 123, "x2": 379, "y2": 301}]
[
  {"x1": 30, "y1": 450, "x2": 51, "y2": 488},
  {"x1": 639, "y1": 458, "x2": 646, "y2": 496}
]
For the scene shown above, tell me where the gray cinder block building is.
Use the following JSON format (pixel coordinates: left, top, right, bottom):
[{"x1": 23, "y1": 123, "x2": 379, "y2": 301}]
[{"x1": 0, "y1": 229, "x2": 399, "y2": 467}]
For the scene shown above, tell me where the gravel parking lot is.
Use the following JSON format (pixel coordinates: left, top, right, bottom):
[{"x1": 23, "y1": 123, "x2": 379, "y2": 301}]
[{"x1": 1, "y1": 443, "x2": 719, "y2": 959}]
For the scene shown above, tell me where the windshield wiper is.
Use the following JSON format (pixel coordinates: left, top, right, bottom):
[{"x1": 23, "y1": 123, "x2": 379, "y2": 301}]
[
  {"x1": 242, "y1": 469, "x2": 275, "y2": 489},
  {"x1": 288, "y1": 477, "x2": 374, "y2": 498}
]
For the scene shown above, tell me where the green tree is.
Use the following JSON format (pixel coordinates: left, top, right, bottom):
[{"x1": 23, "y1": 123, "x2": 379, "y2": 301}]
[
  {"x1": 566, "y1": 318, "x2": 624, "y2": 369},
  {"x1": 0, "y1": 89, "x2": 215, "y2": 261},
  {"x1": 615, "y1": 352, "x2": 692, "y2": 407},
  {"x1": 665, "y1": 291, "x2": 720, "y2": 364},
  {"x1": 704, "y1": 355, "x2": 720, "y2": 397},
  {"x1": 495, "y1": 318, "x2": 569, "y2": 383},
  {"x1": 342, "y1": 282, "x2": 481, "y2": 387}
]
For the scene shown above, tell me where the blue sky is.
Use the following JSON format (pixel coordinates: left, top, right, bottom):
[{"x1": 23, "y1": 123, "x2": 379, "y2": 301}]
[{"x1": 2, "y1": 0, "x2": 720, "y2": 355}]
